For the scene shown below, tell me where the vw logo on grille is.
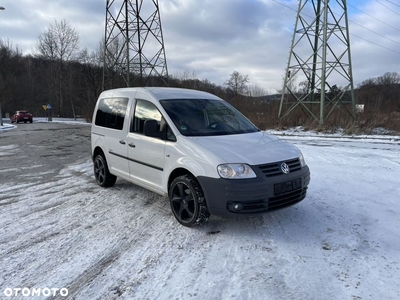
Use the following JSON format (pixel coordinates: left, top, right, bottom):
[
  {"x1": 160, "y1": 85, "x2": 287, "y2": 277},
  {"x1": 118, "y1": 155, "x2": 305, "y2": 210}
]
[{"x1": 281, "y1": 162, "x2": 290, "y2": 174}]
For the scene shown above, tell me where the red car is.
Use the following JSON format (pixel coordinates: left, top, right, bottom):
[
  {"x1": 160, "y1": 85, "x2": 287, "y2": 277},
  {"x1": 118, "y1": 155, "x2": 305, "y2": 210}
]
[{"x1": 10, "y1": 110, "x2": 33, "y2": 123}]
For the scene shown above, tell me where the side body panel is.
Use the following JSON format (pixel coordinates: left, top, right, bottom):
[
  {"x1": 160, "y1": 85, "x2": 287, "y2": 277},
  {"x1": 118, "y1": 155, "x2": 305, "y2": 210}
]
[
  {"x1": 91, "y1": 89, "x2": 136, "y2": 179},
  {"x1": 126, "y1": 133, "x2": 166, "y2": 193}
]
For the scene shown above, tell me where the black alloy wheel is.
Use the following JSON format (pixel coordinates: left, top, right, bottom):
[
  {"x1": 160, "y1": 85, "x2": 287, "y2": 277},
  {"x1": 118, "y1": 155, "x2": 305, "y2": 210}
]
[
  {"x1": 169, "y1": 174, "x2": 209, "y2": 227},
  {"x1": 94, "y1": 154, "x2": 117, "y2": 187}
]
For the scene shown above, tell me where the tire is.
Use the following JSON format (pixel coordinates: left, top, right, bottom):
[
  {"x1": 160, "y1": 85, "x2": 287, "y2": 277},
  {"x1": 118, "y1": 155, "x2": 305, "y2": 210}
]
[
  {"x1": 169, "y1": 174, "x2": 210, "y2": 227},
  {"x1": 93, "y1": 154, "x2": 117, "y2": 187}
]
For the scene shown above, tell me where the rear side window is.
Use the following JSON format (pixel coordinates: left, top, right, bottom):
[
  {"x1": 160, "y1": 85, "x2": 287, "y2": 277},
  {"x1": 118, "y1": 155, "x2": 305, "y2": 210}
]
[{"x1": 95, "y1": 97, "x2": 129, "y2": 130}]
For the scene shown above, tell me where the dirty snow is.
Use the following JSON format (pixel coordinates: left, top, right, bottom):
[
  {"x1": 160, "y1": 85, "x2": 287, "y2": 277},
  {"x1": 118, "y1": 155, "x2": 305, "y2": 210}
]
[{"x1": 0, "y1": 120, "x2": 400, "y2": 299}]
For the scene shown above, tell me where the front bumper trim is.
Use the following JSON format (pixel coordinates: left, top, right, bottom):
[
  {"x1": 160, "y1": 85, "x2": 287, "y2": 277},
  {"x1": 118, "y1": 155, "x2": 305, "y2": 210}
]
[{"x1": 197, "y1": 165, "x2": 310, "y2": 216}]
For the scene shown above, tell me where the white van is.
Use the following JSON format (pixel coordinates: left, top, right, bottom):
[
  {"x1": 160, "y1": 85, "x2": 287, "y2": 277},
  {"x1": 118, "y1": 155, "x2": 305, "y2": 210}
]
[{"x1": 91, "y1": 87, "x2": 310, "y2": 226}]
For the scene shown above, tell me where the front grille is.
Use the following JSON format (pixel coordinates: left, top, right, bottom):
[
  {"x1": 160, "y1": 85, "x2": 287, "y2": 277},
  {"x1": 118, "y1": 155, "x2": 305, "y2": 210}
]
[
  {"x1": 226, "y1": 186, "x2": 307, "y2": 214},
  {"x1": 225, "y1": 183, "x2": 269, "y2": 202},
  {"x1": 268, "y1": 187, "x2": 307, "y2": 210},
  {"x1": 258, "y1": 158, "x2": 301, "y2": 177}
]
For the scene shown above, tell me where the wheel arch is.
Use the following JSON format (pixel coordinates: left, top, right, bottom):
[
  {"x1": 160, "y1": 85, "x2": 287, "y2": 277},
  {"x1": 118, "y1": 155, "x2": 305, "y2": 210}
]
[
  {"x1": 168, "y1": 171, "x2": 210, "y2": 226},
  {"x1": 167, "y1": 167, "x2": 212, "y2": 211},
  {"x1": 92, "y1": 146, "x2": 105, "y2": 161},
  {"x1": 167, "y1": 167, "x2": 195, "y2": 192}
]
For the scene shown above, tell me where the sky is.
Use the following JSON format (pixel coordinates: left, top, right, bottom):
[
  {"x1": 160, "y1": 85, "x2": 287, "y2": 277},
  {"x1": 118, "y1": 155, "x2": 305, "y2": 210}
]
[
  {"x1": 0, "y1": 0, "x2": 399, "y2": 93},
  {"x1": 1, "y1": 119, "x2": 400, "y2": 299}
]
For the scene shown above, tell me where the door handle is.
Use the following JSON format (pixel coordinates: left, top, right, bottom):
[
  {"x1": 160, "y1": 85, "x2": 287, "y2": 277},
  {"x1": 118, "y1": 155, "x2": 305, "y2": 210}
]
[
  {"x1": 119, "y1": 140, "x2": 126, "y2": 145},
  {"x1": 128, "y1": 142, "x2": 136, "y2": 148}
]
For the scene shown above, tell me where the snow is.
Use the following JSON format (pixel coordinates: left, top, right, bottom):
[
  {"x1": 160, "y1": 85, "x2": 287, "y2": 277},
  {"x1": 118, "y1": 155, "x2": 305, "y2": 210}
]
[
  {"x1": 0, "y1": 118, "x2": 90, "y2": 132},
  {"x1": 1, "y1": 120, "x2": 400, "y2": 299}
]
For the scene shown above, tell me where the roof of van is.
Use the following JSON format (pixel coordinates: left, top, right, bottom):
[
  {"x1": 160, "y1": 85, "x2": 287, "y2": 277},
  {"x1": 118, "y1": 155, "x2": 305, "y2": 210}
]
[{"x1": 100, "y1": 87, "x2": 221, "y2": 101}]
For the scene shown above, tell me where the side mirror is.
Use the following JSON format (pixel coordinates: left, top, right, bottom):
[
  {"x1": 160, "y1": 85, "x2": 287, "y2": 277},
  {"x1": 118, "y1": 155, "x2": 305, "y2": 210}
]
[{"x1": 143, "y1": 119, "x2": 160, "y2": 138}]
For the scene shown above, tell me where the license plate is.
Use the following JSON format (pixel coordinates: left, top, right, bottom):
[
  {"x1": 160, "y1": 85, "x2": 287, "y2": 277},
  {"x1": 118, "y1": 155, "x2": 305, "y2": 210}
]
[
  {"x1": 24, "y1": 117, "x2": 28, "y2": 119},
  {"x1": 274, "y1": 178, "x2": 302, "y2": 195}
]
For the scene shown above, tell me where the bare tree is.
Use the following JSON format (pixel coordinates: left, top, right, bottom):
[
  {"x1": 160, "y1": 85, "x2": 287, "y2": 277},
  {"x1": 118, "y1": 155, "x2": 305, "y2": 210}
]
[
  {"x1": 248, "y1": 84, "x2": 268, "y2": 97},
  {"x1": 377, "y1": 72, "x2": 400, "y2": 85},
  {"x1": 0, "y1": 40, "x2": 24, "y2": 120},
  {"x1": 298, "y1": 79, "x2": 311, "y2": 94},
  {"x1": 359, "y1": 78, "x2": 376, "y2": 88},
  {"x1": 225, "y1": 71, "x2": 249, "y2": 95},
  {"x1": 37, "y1": 19, "x2": 79, "y2": 61},
  {"x1": 278, "y1": 72, "x2": 297, "y2": 94},
  {"x1": 78, "y1": 43, "x2": 104, "y2": 118},
  {"x1": 37, "y1": 19, "x2": 79, "y2": 116}
]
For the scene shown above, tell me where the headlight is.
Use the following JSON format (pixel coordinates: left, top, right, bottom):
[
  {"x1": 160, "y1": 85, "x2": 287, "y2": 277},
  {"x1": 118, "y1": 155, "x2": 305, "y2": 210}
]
[
  {"x1": 299, "y1": 153, "x2": 306, "y2": 167},
  {"x1": 217, "y1": 164, "x2": 257, "y2": 179}
]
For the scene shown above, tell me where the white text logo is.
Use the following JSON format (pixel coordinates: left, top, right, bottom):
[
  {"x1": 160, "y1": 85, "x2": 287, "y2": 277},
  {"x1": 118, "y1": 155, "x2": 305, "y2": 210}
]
[{"x1": 4, "y1": 287, "x2": 68, "y2": 297}]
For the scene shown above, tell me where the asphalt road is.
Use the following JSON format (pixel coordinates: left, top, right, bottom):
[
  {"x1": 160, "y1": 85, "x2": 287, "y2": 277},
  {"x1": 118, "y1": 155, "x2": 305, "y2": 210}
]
[{"x1": 0, "y1": 122, "x2": 91, "y2": 186}]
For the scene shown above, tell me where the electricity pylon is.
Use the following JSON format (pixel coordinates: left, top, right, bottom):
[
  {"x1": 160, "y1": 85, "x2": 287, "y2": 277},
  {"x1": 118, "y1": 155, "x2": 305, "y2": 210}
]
[
  {"x1": 103, "y1": 0, "x2": 169, "y2": 90},
  {"x1": 278, "y1": 0, "x2": 356, "y2": 125}
]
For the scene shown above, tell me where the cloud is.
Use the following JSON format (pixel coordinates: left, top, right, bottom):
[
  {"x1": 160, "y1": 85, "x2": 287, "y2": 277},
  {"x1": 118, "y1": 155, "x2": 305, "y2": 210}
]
[
  {"x1": 0, "y1": 0, "x2": 399, "y2": 92},
  {"x1": 347, "y1": 1, "x2": 400, "y2": 86},
  {"x1": 161, "y1": 0, "x2": 294, "y2": 89}
]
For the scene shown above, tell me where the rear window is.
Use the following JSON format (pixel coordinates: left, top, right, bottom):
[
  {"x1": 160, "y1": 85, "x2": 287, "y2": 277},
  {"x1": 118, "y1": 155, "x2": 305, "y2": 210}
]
[{"x1": 95, "y1": 97, "x2": 129, "y2": 130}]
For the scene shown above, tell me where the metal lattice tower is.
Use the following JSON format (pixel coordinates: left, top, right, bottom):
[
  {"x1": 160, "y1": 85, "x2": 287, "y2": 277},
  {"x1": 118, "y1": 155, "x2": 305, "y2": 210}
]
[
  {"x1": 278, "y1": 0, "x2": 356, "y2": 125},
  {"x1": 103, "y1": 0, "x2": 168, "y2": 90}
]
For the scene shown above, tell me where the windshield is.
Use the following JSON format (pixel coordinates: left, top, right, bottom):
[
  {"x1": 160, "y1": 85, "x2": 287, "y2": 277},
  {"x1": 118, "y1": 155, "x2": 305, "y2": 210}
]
[{"x1": 160, "y1": 99, "x2": 259, "y2": 136}]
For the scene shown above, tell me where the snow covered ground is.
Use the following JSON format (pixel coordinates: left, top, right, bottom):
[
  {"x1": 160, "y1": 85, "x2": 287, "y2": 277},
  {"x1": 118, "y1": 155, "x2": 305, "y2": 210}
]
[{"x1": 0, "y1": 120, "x2": 399, "y2": 299}]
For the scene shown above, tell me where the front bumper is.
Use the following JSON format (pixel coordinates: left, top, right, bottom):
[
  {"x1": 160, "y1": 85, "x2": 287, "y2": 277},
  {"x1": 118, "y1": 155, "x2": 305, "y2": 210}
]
[
  {"x1": 197, "y1": 165, "x2": 310, "y2": 216},
  {"x1": 16, "y1": 117, "x2": 32, "y2": 122}
]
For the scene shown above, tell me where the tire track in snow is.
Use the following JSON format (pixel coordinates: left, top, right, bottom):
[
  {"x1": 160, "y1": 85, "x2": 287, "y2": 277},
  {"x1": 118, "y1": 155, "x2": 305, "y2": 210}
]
[{"x1": 53, "y1": 191, "x2": 175, "y2": 300}]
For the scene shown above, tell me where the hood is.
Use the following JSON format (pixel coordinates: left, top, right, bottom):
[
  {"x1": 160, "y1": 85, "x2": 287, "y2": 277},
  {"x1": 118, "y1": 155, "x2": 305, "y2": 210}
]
[{"x1": 189, "y1": 131, "x2": 301, "y2": 165}]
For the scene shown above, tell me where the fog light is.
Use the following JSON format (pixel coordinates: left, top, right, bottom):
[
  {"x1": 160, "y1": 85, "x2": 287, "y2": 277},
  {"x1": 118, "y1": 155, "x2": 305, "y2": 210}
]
[{"x1": 234, "y1": 204, "x2": 243, "y2": 211}]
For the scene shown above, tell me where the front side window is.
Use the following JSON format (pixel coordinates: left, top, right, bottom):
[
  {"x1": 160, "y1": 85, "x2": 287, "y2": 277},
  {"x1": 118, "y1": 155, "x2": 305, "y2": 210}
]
[
  {"x1": 160, "y1": 99, "x2": 259, "y2": 136},
  {"x1": 131, "y1": 99, "x2": 163, "y2": 134},
  {"x1": 131, "y1": 99, "x2": 177, "y2": 141},
  {"x1": 95, "y1": 97, "x2": 129, "y2": 130}
]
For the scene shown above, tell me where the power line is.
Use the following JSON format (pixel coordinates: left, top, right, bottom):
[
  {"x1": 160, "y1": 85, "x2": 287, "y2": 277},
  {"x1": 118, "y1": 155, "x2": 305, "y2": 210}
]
[
  {"x1": 271, "y1": 0, "x2": 296, "y2": 13},
  {"x1": 347, "y1": 2, "x2": 400, "y2": 32},
  {"x1": 385, "y1": 0, "x2": 400, "y2": 9},
  {"x1": 376, "y1": 0, "x2": 400, "y2": 16},
  {"x1": 348, "y1": 19, "x2": 400, "y2": 47},
  {"x1": 350, "y1": 33, "x2": 400, "y2": 55}
]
